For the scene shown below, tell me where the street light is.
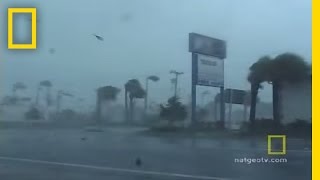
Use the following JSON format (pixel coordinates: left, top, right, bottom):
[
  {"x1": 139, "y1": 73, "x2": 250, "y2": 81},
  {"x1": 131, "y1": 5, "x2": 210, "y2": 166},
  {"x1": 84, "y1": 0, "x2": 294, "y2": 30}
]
[
  {"x1": 144, "y1": 75, "x2": 160, "y2": 114},
  {"x1": 170, "y1": 70, "x2": 184, "y2": 97}
]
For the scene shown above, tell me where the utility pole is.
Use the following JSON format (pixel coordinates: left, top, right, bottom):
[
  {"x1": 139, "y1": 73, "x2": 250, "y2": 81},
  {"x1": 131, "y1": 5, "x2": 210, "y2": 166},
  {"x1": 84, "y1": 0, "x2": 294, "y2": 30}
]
[
  {"x1": 144, "y1": 75, "x2": 160, "y2": 115},
  {"x1": 170, "y1": 70, "x2": 184, "y2": 97},
  {"x1": 144, "y1": 78, "x2": 149, "y2": 114}
]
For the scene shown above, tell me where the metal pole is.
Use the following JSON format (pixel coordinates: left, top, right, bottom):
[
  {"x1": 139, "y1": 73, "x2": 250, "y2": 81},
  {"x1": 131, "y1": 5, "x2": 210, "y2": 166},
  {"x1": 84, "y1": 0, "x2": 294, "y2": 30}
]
[
  {"x1": 144, "y1": 78, "x2": 149, "y2": 114},
  {"x1": 243, "y1": 104, "x2": 248, "y2": 121},
  {"x1": 191, "y1": 53, "x2": 197, "y2": 125},
  {"x1": 35, "y1": 86, "x2": 40, "y2": 106},
  {"x1": 220, "y1": 87, "x2": 225, "y2": 128},
  {"x1": 174, "y1": 74, "x2": 178, "y2": 97},
  {"x1": 228, "y1": 89, "x2": 233, "y2": 129}
]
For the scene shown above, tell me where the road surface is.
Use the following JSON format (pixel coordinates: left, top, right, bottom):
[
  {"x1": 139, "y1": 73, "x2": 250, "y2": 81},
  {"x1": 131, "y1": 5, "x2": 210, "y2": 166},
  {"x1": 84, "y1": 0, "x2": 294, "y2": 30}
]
[{"x1": 0, "y1": 127, "x2": 311, "y2": 180}]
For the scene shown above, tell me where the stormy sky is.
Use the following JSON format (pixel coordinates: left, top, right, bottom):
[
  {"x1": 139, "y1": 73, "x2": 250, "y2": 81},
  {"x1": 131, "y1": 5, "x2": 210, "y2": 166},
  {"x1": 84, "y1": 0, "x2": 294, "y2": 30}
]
[{"x1": 0, "y1": 0, "x2": 311, "y2": 110}]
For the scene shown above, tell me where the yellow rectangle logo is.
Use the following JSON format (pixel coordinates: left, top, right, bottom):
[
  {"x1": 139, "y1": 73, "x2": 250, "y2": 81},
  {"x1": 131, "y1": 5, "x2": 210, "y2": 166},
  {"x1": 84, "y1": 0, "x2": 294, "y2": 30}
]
[
  {"x1": 267, "y1": 135, "x2": 287, "y2": 155},
  {"x1": 8, "y1": 8, "x2": 37, "y2": 49}
]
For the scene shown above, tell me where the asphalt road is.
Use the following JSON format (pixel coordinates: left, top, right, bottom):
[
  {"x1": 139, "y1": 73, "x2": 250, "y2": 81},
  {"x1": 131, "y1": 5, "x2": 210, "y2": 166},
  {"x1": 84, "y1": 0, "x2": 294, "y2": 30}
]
[{"x1": 0, "y1": 127, "x2": 311, "y2": 180}]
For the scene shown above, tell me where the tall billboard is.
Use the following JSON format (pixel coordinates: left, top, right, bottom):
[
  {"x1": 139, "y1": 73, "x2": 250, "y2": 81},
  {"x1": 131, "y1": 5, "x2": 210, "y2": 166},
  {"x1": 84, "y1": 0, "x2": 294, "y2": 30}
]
[
  {"x1": 197, "y1": 54, "x2": 224, "y2": 87},
  {"x1": 189, "y1": 33, "x2": 226, "y2": 59},
  {"x1": 189, "y1": 33, "x2": 227, "y2": 124}
]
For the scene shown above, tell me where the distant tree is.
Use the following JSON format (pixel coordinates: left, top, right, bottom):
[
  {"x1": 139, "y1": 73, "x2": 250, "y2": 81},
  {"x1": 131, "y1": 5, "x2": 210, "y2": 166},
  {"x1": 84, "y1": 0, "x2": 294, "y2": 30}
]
[
  {"x1": 12, "y1": 82, "x2": 27, "y2": 97},
  {"x1": 160, "y1": 96, "x2": 187, "y2": 126},
  {"x1": 1, "y1": 96, "x2": 18, "y2": 105},
  {"x1": 39, "y1": 80, "x2": 53, "y2": 107},
  {"x1": 25, "y1": 107, "x2": 42, "y2": 120},
  {"x1": 197, "y1": 108, "x2": 209, "y2": 122},
  {"x1": 60, "y1": 109, "x2": 76, "y2": 120},
  {"x1": 125, "y1": 79, "x2": 146, "y2": 123},
  {"x1": 95, "y1": 86, "x2": 120, "y2": 122}
]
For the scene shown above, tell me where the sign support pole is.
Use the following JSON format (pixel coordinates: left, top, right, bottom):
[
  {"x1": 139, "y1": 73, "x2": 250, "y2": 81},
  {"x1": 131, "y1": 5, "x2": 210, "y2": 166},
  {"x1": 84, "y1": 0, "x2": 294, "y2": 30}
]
[
  {"x1": 191, "y1": 53, "x2": 197, "y2": 125},
  {"x1": 228, "y1": 89, "x2": 233, "y2": 129},
  {"x1": 220, "y1": 86, "x2": 225, "y2": 129}
]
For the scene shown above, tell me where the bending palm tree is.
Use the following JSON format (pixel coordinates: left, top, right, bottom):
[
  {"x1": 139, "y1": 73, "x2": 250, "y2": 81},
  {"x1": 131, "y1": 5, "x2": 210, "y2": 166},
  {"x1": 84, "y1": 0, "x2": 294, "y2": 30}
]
[{"x1": 247, "y1": 53, "x2": 310, "y2": 130}]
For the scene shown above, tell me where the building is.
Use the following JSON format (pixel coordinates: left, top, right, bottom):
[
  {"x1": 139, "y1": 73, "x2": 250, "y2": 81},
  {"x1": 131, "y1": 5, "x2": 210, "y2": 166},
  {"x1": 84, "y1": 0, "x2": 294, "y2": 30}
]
[{"x1": 279, "y1": 76, "x2": 312, "y2": 124}]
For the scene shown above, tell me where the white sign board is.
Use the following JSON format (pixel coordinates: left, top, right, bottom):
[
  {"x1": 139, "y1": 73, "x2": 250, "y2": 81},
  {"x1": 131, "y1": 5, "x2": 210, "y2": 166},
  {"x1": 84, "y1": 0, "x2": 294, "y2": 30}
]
[{"x1": 197, "y1": 54, "x2": 224, "y2": 87}]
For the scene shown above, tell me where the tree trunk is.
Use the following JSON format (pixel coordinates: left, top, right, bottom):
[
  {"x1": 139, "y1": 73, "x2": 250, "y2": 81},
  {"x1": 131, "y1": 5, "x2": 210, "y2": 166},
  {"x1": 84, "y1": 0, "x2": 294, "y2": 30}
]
[
  {"x1": 125, "y1": 88, "x2": 128, "y2": 122},
  {"x1": 243, "y1": 105, "x2": 248, "y2": 121},
  {"x1": 129, "y1": 96, "x2": 134, "y2": 123},
  {"x1": 272, "y1": 81, "x2": 281, "y2": 124},
  {"x1": 96, "y1": 93, "x2": 101, "y2": 125},
  {"x1": 144, "y1": 79, "x2": 149, "y2": 114},
  {"x1": 249, "y1": 83, "x2": 259, "y2": 131}
]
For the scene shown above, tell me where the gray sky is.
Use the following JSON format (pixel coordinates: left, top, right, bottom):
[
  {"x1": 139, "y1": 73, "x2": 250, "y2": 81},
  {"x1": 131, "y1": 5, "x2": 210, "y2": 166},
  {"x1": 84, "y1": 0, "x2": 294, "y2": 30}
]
[{"x1": 0, "y1": 0, "x2": 311, "y2": 109}]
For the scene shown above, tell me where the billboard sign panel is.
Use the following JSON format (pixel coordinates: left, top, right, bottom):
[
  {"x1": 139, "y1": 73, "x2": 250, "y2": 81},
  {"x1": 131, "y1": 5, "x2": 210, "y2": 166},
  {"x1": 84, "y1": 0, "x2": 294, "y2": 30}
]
[
  {"x1": 189, "y1": 33, "x2": 226, "y2": 59},
  {"x1": 224, "y1": 89, "x2": 246, "y2": 104},
  {"x1": 197, "y1": 54, "x2": 224, "y2": 87}
]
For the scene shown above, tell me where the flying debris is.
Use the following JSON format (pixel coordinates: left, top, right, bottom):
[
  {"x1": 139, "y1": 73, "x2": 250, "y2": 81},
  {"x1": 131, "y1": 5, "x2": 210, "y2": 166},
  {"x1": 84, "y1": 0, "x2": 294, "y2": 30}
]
[
  {"x1": 120, "y1": 13, "x2": 133, "y2": 22},
  {"x1": 93, "y1": 34, "x2": 104, "y2": 41},
  {"x1": 49, "y1": 48, "x2": 55, "y2": 54},
  {"x1": 135, "y1": 157, "x2": 142, "y2": 167}
]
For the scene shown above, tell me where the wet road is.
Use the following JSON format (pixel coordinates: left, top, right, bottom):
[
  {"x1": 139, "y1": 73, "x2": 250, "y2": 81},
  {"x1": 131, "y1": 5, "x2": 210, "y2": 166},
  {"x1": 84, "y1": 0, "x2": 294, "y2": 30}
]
[{"x1": 0, "y1": 127, "x2": 311, "y2": 180}]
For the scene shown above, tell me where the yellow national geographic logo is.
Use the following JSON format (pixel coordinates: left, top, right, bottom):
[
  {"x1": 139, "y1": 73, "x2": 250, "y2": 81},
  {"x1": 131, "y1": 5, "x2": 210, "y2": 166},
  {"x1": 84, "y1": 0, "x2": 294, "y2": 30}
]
[
  {"x1": 8, "y1": 8, "x2": 37, "y2": 49},
  {"x1": 267, "y1": 135, "x2": 287, "y2": 155}
]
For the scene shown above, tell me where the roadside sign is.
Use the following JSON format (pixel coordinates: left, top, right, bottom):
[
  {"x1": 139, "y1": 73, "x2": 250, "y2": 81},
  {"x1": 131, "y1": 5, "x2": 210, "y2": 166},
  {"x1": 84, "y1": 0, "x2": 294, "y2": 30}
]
[
  {"x1": 224, "y1": 89, "x2": 246, "y2": 104},
  {"x1": 189, "y1": 33, "x2": 226, "y2": 126},
  {"x1": 189, "y1": 33, "x2": 226, "y2": 59},
  {"x1": 196, "y1": 54, "x2": 224, "y2": 87}
]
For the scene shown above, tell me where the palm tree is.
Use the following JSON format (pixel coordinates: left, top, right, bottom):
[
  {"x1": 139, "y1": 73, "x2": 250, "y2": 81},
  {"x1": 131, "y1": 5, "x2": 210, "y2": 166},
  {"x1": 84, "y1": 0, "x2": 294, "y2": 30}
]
[
  {"x1": 269, "y1": 53, "x2": 310, "y2": 124},
  {"x1": 12, "y1": 82, "x2": 27, "y2": 96},
  {"x1": 125, "y1": 79, "x2": 146, "y2": 123},
  {"x1": 243, "y1": 90, "x2": 260, "y2": 121},
  {"x1": 95, "y1": 86, "x2": 120, "y2": 123},
  {"x1": 247, "y1": 56, "x2": 272, "y2": 128},
  {"x1": 247, "y1": 53, "x2": 310, "y2": 128},
  {"x1": 144, "y1": 75, "x2": 160, "y2": 113}
]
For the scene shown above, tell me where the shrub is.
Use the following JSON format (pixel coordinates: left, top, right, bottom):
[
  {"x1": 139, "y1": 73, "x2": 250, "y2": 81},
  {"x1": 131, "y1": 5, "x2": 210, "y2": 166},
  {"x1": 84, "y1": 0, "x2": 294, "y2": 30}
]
[
  {"x1": 286, "y1": 119, "x2": 311, "y2": 137},
  {"x1": 25, "y1": 107, "x2": 42, "y2": 120},
  {"x1": 160, "y1": 96, "x2": 187, "y2": 126},
  {"x1": 240, "y1": 118, "x2": 284, "y2": 135}
]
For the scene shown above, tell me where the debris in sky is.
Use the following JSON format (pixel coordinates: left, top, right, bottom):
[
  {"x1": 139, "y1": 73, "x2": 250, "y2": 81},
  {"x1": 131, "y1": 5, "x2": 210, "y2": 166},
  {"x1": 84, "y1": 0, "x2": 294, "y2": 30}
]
[
  {"x1": 49, "y1": 48, "x2": 55, "y2": 54},
  {"x1": 135, "y1": 157, "x2": 142, "y2": 167},
  {"x1": 120, "y1": 13, "x2": 133, "y2": 22},
  {"x1": 93, "y1": 34, "x2": 104, "y2": 41}
]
